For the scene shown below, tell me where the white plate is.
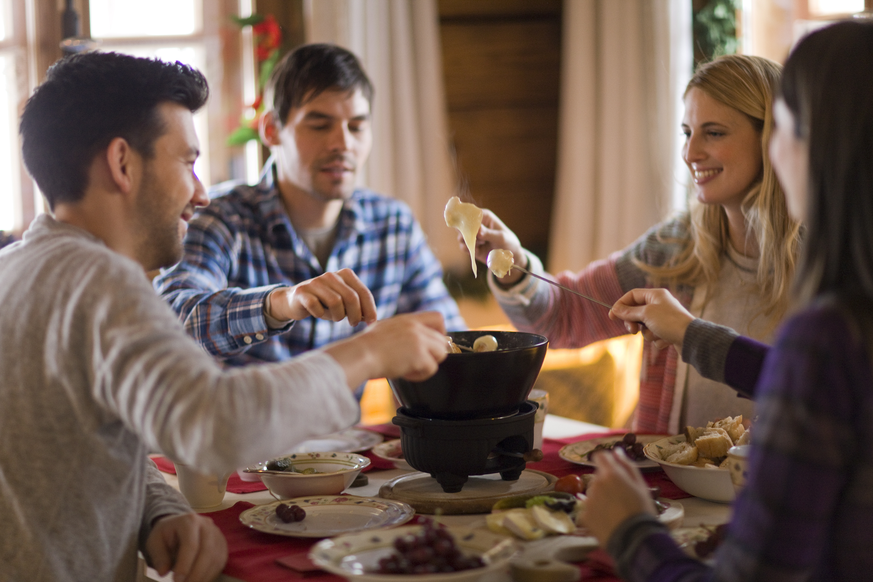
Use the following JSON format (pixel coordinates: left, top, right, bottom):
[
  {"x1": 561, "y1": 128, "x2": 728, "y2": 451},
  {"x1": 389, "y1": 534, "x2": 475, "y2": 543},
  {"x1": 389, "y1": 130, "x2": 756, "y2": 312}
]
[
  {"x1": 291, "y1": 428, "x2": 383, "y2": 453},
  {"x1": 239, "y1": 495, "x2": 415, "y2": 538},
  {"x1": 310, "y1": 524, "x2": 518, "y2": 581},
  {"x1": 370, "y1": 439, "x2": 413, "y2": 471},
  {"x1": 558, "y1": 434, "x2": 663, "y2": 469}
]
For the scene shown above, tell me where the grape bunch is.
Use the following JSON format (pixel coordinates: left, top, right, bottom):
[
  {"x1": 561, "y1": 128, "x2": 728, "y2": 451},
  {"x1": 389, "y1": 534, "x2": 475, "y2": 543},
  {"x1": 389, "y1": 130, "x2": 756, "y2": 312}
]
[
  {"x1": 587, "y1": 433, "x2": 646, "y2": 461},
  {"x1": 374, "y1": 520, "x2": 485, "y2": 575},
  {"x1": 275, "y1": 503, "x2": 306, "y2": 523}
]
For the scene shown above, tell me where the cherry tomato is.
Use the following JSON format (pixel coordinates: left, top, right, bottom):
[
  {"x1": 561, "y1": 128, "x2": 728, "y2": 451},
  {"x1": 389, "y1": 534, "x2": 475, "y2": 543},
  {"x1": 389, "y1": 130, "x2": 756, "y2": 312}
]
[{"x1": 554, "y1": 474, "x2": 585, "y2": 495}]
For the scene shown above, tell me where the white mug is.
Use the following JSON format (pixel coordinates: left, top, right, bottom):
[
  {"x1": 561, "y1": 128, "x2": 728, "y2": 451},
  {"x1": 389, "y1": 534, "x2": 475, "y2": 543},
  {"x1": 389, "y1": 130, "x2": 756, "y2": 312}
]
[{"x1": 175, "y1": 463, "x2": 232, "y2": 509}]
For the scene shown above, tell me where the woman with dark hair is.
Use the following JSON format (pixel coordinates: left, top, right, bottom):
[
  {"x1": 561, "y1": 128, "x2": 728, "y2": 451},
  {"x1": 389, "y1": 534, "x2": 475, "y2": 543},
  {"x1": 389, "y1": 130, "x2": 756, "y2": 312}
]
[{"x1": 586, "y1": 20, "x2": 873, "y2": 582}]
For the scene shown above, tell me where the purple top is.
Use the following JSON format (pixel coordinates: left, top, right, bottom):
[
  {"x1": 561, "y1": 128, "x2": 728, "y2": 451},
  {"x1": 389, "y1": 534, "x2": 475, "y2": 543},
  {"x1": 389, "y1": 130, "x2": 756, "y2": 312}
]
[{"x1": 608, "y1": 301, "x2": 873, "y2": 582}]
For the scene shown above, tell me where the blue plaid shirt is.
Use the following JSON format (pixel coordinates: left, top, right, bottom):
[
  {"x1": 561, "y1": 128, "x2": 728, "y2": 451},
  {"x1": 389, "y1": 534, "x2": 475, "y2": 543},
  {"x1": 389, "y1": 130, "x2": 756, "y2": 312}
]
[{"x1": 153, "y1": 162, "x2": 465, "y2": 367}]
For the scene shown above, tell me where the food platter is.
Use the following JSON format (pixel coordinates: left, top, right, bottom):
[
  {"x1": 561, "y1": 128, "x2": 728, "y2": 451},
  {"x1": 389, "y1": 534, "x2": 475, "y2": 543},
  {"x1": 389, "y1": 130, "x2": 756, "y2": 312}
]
[
  {"x1": 310, "y1": 524, "x2": 518, "y2": 582},
  {"x1": 291, "y1": 428, "x2": 383, "y2": 454},
  {"x1": 558, "y1": 435, "x2": 663, "y2": 470},
  {"x1": 239, "y1": 495, "x2": 414, "y2": 538},
  {"x1": 370, "y1": 439, "x2": 412, "y2": 471}
]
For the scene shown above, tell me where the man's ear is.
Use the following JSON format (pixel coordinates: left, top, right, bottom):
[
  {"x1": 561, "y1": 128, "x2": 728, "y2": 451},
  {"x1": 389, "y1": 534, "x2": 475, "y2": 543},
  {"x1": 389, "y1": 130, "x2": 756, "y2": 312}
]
[
  {"x1": 260, "y1": 111, "x2": 282, "y2": 146},
  {"x1": 105, "y1": 137, "x2": 138, "y2": 194}
]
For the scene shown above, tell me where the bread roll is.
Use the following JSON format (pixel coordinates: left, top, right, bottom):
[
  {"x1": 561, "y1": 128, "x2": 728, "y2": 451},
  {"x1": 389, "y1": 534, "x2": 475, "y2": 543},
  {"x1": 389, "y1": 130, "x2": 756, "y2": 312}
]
[
  {"x1": 695, "y1": 427, "x2": 733, "y2": 459},
  {"x1": 708, "y1": 415, "x2": 745, "y2": 444},
  {"x1": 665, "y1": 442, "x2": 699, "y2": 465}
]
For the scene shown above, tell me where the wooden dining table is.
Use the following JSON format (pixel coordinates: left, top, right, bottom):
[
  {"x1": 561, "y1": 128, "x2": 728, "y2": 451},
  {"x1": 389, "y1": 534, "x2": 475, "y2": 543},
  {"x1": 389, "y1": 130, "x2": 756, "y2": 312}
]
[{"x1": 145, "y1": 415, "x2": 731, "y2": 582}]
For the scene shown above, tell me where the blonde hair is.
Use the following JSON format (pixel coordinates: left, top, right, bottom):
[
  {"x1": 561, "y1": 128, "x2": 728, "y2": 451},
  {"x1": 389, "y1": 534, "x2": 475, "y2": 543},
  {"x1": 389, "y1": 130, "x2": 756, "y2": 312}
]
[{"x1": 643, "y1": 54, "x2": 801, "y2": 327}]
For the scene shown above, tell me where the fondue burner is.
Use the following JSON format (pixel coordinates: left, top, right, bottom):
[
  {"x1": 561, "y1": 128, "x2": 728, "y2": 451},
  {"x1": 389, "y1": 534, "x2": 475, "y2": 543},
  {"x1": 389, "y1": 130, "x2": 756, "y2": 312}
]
[{"x1": 392, "y1": 400, "x2": 539, "y2": 493}]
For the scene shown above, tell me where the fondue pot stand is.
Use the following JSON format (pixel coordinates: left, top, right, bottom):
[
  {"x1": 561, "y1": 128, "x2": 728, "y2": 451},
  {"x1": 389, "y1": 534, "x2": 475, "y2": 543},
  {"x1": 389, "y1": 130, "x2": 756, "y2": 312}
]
[{"x1": 392, "y1": 400, "x2": 539, "y2": 493}]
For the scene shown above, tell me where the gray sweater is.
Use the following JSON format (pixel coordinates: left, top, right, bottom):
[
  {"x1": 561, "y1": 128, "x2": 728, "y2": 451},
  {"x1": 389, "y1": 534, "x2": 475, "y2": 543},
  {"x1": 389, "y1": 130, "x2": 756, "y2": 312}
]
[{"x1": 0, "y1": 215, "x2": 359, "y2": 581}]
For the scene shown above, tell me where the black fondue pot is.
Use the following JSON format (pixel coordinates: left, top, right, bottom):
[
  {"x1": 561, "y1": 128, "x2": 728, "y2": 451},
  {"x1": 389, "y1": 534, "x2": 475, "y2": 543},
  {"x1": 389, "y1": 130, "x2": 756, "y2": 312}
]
[
  {"x1": 388, "y1": 331, "x2": 548, "y2": 420},
  {"x1": 388, "y1": 331, "x2": 549, "y2": 492}
]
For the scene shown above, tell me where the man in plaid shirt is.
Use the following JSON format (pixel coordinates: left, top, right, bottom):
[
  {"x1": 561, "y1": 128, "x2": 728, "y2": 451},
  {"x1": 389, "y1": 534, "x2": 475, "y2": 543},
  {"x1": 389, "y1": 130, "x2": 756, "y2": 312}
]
[{"x1": 154, "y1": 44, "x2": 464, "y2": 378}]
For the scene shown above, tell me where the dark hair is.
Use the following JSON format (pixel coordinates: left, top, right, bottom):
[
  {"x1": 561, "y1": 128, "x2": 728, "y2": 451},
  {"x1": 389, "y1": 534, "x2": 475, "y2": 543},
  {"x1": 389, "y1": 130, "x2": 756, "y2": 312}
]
[
  {"x1": 265, "y1": 43, "x2": 373, "y2": 126},
  {"x1": 20, "y1": 52, "x2": 209, "y2": 209},
  {"x1": 783, "y1": 21, "x2": 873, "y2": 304}
]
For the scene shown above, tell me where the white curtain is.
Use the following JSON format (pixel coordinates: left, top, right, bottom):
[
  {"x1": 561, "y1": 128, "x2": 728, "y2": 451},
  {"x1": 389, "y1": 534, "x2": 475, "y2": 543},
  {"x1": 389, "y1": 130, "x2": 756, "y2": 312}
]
[
  {"x1": 548, "y1": 0, "x2": 692, "y2": 273},
  {"x1": 303, "y1": 0, "x2": 460, "y2": 268}
]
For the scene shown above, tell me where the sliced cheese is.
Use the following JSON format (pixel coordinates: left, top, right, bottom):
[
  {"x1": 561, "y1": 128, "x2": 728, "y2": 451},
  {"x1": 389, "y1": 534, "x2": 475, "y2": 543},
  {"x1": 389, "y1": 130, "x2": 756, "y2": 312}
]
[
  {"x1": 502, "y1": 510, "x2": 546, "y2": 540},
  {"x1": 530, "y1": 505, "x2": 575, "y2": 535}
]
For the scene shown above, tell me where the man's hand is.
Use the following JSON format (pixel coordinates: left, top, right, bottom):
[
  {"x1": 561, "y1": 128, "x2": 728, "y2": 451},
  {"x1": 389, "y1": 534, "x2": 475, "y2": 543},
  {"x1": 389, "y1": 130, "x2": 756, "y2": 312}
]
[
  {"x1": 608, "y1": 288, "x2": 694, "y2": 352},
  {"x1": 323, "y1": 312, "x2": 448, "y2": 388},
  {"x1": 581, "y1": 449, "x2": 657, "y2": 547},
  {"x1": 145, "y1": 513, "x2": 228, "y2": 582},
  {"x1": 268, "y1": 269, "x2": 377, "y2": 326}
]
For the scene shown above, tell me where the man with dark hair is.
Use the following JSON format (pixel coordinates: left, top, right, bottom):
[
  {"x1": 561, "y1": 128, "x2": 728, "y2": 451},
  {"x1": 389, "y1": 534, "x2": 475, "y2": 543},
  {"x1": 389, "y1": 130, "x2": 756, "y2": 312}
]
[
  {"x1": 0, "y1": 51, "x2": 447, "y2": 581},
  {"x1": 154, "y1": 44, "x2": 464, "y2": 378}
]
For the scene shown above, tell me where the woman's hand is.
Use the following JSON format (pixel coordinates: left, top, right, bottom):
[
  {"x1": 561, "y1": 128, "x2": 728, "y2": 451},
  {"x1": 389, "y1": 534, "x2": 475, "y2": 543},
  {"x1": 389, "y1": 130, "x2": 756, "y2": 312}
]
[
  {"x1": 581, "y1": 449, "x2": 657, "y2": 547},
  {"x1": 608, "y1": 288, "x2": 694, "y2": 352},
  {"x1": 463, "y1": 209, "x2": 526, "y2": 285}
]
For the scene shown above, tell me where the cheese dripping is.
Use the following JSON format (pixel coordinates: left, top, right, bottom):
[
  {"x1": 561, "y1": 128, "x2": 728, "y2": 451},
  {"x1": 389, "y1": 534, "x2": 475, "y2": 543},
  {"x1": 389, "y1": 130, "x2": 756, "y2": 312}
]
[{"x1": 444, "y1": 196, "x2": 483, "y2": 277}]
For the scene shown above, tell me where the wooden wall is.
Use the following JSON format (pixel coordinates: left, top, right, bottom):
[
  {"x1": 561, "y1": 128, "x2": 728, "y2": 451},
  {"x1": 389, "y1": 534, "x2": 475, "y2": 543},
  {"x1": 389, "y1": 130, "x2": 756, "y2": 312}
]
[{"x1": 438, "y1": 0, "x2": 562, "y2": 261}]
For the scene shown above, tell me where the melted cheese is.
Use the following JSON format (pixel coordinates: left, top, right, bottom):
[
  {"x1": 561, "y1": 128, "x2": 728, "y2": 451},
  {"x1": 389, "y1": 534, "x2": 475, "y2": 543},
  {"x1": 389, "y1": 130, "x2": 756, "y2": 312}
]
[
  {"x1": 444, "y1": 196, "x2": 483, "y2": 277},
  {"x1": 486, "y1": 249, "x2": 515, "y2": 279}
]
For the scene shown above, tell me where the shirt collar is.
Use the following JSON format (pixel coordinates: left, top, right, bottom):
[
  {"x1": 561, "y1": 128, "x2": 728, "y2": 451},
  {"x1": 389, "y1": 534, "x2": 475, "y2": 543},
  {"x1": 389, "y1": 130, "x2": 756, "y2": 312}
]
[{"x1": 258, "y1": 156, "x2": 368, "y2": 238}]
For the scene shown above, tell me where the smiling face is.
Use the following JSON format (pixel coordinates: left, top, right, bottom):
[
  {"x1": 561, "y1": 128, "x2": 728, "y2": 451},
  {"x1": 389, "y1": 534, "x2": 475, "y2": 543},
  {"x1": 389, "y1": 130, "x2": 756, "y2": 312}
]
[
  {"x1": 268, "y1": 88, "x2": 373, "y2": 204},
  {"x1": 682, "y1": 88, "x2": 764, "y2": 212},
  {"x1": 133, "y1": 102, "x2": 208, "y2": 270},
  {"x1": 769, "y1": 99, "x2": 809, "y2": 222}
]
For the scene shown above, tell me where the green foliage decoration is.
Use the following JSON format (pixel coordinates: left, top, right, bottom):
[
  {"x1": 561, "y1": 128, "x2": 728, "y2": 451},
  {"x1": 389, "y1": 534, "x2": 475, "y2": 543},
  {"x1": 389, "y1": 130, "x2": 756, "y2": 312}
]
[{"x1": 693, "y1": 0, "x2": 740, "y2": 64}]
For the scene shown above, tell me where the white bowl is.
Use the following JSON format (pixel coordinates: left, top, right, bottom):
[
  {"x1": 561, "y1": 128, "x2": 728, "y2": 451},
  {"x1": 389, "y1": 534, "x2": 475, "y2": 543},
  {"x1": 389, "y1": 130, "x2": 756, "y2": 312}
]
[
  {"x1": 310, "y1": 524, "x2": 518, "y2": 581},
  {"x1": 244, "y1": 452, "x2": 370, "y2": 499},
  {"x1": 644, "y1": 435, "x2": 735, "y2": 503}
]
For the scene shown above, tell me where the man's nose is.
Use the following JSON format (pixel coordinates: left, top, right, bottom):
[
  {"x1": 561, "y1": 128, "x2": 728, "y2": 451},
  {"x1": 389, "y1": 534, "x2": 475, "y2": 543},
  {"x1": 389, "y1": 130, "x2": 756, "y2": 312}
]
[
  {"x1": 327, "y1": 124, "x2": 353, "y2": 152},
  {"x1": 192, "y1": 174, "x2": 209, "y2": 208}
]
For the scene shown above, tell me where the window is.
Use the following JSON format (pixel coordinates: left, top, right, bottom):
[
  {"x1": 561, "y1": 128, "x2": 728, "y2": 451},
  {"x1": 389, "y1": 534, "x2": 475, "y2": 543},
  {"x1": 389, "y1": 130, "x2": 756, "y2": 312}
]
[
  {"x1": 0, "y1": 0, "x2": 248, "y2": 236},
  {"x1": 806, "y1": 0, "x2": 867, "y2": 16},
  {"x1": 88, "y1": 0, "x2": 246, "y2": 192},
  {"x1": 0, "y1": 0, "x2": 31, "y2": 233}
]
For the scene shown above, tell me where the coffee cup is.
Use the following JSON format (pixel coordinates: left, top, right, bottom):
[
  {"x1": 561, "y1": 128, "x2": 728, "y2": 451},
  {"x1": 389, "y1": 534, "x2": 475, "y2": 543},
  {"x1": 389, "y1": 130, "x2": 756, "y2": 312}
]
[
  {"x1": 528, "y1": 389, "x2": 549, "y2": 450},
  {"x1": 175, "y1": 463, "x2": 232, "y2": 510}
]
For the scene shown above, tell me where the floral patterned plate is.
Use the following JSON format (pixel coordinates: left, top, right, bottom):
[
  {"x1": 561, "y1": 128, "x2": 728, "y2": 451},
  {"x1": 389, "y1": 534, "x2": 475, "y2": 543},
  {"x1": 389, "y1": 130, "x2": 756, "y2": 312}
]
[
  {"x1": 559, "y1": 434, "x2": 663, "y2": 469},
  {"x1": 239, "y1": 495, "x2": 415, "y2": 538}
]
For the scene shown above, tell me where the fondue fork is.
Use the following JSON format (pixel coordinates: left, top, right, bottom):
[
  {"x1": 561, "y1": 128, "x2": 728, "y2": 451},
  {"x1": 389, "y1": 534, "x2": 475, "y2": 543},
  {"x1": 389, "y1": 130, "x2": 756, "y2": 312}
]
[{"x1": 511, "y1": 265, "x2": 613, "y2": 309}]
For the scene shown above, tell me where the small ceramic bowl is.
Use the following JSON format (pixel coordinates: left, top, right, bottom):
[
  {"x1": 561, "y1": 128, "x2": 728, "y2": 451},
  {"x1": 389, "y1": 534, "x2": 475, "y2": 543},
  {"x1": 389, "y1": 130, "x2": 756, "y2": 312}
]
[
  {"x1": 244, "y1": 452, "x2": 370, "y2": 499},
  {"x1": 644, "y1": 435, "x2": 735, "y2": 503},
  {"x1": 727, "y1": 445, "x2": 751, "y2": 493}
]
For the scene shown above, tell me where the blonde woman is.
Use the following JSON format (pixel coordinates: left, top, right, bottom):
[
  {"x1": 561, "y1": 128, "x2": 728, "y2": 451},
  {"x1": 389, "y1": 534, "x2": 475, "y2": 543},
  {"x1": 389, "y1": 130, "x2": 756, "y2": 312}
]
[{"x1": 474, "y1": 55, "x2": 801, "y2": 433}]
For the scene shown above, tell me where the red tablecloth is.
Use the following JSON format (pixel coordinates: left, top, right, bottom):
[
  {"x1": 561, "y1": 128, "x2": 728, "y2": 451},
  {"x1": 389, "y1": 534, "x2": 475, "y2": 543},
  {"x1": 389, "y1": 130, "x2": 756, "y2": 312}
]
[{"x1": 190, "y1": 429, "x2": 690, "y2": 581}]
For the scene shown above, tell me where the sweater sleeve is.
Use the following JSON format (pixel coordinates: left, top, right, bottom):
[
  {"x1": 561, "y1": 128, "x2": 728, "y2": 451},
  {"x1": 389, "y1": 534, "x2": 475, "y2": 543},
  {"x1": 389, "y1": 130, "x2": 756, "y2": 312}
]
[
  {"x1": 82, "y1": 253, "x2": 360, "y2": 475},
  {"x1": 488, "y1": 251, "x2": 628, "y2": 349},
  {"x1": 682, "y1": 319, "x2": 769, "y2": 398},
  {"x1": 138, "y1": 458, "x2": 192, "y2": 552}
]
